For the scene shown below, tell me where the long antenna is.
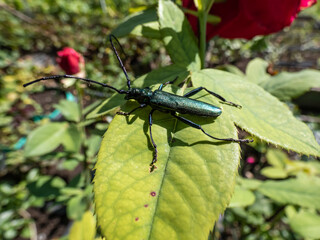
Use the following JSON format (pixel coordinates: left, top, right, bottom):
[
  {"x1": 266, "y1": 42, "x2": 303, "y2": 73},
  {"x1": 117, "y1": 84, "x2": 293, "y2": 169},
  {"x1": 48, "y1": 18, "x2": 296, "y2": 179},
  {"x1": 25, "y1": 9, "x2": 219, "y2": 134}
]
[
  {"x1": 23, "y1": 75, "x2": 127, "y2": 94},
  {"x1": 109, "y1": 35, "x2": 131, "y2": 90}
]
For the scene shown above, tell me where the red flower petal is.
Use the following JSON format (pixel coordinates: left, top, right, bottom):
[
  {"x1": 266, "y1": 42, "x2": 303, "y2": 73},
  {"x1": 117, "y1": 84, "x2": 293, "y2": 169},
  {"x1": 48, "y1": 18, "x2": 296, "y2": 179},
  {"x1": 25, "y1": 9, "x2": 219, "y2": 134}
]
[{"x1": 183, "y1": 0, "x2": 317, "y2": 40}]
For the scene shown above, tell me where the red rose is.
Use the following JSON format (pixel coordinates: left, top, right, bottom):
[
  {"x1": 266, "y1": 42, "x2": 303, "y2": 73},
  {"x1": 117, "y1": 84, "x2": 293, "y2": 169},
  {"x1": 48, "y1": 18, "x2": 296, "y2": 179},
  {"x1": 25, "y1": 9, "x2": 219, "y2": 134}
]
[
  {"x1": 56, "y1": 47, "x2": 84, "y2": 75},
  {"x1": 183, "y1": 0, "x2": 317, "y2": 40}
]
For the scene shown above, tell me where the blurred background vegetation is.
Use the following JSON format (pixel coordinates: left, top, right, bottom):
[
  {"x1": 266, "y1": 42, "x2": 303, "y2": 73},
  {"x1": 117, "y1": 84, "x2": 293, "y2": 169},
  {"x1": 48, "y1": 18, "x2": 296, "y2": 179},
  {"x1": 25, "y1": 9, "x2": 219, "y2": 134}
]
[{"x1": 0, "y1": 0, "x2": 319, "y2": 239}]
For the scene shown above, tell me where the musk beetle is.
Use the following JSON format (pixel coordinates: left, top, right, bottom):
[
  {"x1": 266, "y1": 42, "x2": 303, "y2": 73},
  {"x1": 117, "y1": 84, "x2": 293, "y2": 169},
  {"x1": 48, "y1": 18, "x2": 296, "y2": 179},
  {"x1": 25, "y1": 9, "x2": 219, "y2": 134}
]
[{"x1": 24, "y1": 35, "x2": 253, "y2": 171}]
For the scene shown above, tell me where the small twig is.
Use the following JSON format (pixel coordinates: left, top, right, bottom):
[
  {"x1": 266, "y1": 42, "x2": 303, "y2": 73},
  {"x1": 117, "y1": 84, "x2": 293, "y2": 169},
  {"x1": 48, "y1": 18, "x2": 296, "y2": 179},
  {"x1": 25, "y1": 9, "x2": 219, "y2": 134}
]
[
  {"x1": 299, "y1": 115, "x2": 320, "y2": 123},
  {"x1": 18, "y1": 209, "x2": 37, "y2": 240},
  {"x1": 0, "y1": 3, "x2": 35, "y2": 24}
]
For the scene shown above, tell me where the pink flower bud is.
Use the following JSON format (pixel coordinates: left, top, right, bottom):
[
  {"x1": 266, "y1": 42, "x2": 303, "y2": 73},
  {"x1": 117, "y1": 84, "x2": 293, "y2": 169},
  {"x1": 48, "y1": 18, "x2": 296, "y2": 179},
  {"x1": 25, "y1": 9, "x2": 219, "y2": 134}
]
[
  {"x1": 56, "y1": 47, "x2": 84, "y2": 75},
  {"x1": 246, "y1": 156, "x2": 256, "y2": 164}
]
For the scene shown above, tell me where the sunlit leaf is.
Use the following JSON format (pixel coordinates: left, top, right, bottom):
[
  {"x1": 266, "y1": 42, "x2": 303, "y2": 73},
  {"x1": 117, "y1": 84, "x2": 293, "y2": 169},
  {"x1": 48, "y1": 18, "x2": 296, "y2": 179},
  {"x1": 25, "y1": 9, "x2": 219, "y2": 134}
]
[
  {"x1": 261, "y1": 167, "x2": 288, "y2": 179},
  {"x1": 260, "y1": 69, "x2": 320, "y2": 101},
  {"x1": 111, "y1": 7, "x2": 160, "y2": 39},
  {"x1": 266, "y1": 148, "x2": 287, "y2": 168},
  {"x1": 192, "y1": 69, "x2": 320, "y2": 157},
  {"x1": 62, "y1": 124, "x2": 82, "y2": 152},
  {"x1": 158, "y1": 0, "x2": 200, "y2": 71},
  {"x1": 67, "y1": 195, "x2": 87, "y2": 220},
  {"x1": 228, "y1": 185, "x2": 255, "y2": 208},
  {"x1": 258, "y1": 175, "x2": 320, "y2": 209},
  {"x1": 54, "y1": 100, "x2": 80, "y2": 122},
  {"x1": 288, "y1": 210, "x2": 320, "y2": 239},
  {"x1": 237, "y1": 177, "x2": 262, "y2": 190},
  {"x1": 69, "y1": 211, "x2": 96, "y2": 240},
  {"x1": 245, "y1": 58, "x2": 270, "y2": 84},
  {"x1": 24, "y1": 123, "x2": 68, "y2": 157},
  {"x1": 94, "y1": 88, "x2": 240, "y2": 239}
]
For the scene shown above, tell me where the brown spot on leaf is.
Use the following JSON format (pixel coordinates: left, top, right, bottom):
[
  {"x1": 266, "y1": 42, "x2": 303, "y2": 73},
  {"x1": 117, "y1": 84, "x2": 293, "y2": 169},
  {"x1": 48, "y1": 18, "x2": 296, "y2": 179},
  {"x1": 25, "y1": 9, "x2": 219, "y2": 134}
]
[
  {"x1": 135, "y1": 217, "x2": 139, "y2": 221},
  {"x1": 150, "y1": 192, "x2": 156, "y2": 197},
  {"x1": 144, "y1": 204, "x2": 149, "y2": 208}
]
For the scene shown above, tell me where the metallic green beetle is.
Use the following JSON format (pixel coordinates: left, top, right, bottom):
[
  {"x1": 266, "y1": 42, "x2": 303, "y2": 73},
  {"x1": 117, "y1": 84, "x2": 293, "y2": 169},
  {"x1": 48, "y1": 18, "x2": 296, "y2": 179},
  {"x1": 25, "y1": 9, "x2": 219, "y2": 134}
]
[{"x1": 24, "y1": 35, "x2": 253, "y2": 171}]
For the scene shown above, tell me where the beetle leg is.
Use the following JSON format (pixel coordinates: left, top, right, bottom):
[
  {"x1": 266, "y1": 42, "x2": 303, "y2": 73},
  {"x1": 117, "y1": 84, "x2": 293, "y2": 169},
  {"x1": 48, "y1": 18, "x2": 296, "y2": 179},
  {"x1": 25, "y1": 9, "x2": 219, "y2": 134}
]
[
  {"x1": 184, "y1": 87, "x2": 242, "y2": 109},
  {"x1": 171, "y1": 112, "x2": 253, "y2": 143},
  {"x1": 158, "y1": 76, "x2": 179, "y2": 91},
  {"x1": 116, "y1": 104, "x2": 147, "y2": 116},
  {"x1": 149, "y1": 109, "x2": 158, "y2": 172}
]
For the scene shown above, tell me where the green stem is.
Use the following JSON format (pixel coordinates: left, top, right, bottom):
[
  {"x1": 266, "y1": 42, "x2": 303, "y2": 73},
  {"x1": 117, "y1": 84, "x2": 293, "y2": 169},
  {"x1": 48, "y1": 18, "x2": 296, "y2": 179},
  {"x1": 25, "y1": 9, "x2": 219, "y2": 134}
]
[
  {"x1": 198, "y1": 10, "x2": 207, "y2": 69},
  {"x1": 75, "y1": 82, "x2": 90, "y2": 187}
]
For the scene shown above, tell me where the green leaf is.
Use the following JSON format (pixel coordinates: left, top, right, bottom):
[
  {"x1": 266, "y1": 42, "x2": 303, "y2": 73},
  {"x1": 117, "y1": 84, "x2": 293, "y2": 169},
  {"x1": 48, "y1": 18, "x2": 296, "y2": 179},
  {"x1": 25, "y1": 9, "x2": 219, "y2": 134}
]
[
  {"x1": 237, "y1": 177, "x2": 262, "y2": 190},
  {"x1": 131, "y1": 22, "x2": 160, "y2": 39},
  {"x1": 59, "y1": 158, "x2": 79, "y2": 171},
  {"x1": 288, "y1": 210, "x2": 320, "y2": 239},
  {"x1": 86, "y1": 134, "x2": 101, "y2": 158},
  {"x1": 192, "y1": 69, "x2": 320, "y2": 157},
  {"x1": 27, "y1": 175, "x2": 66, "y2": 198},
  {"x1": 245, "y1": 58, "x2": 270, "y2": 84},
  {"x1": 182, "y1": 8, "x2": 220, "y2": 24},
  {"x1": 228, "y1": 185, "x2": 255, "y2": 208},
  {"x1": 111, "y1": 7, "x2": 160, "y2": 39},
  {"x1": 69, "y1": 211, "x2": 96, "y2": 240},
  {"x1": 158, "y1": 0, "x2": 200, "y2": 71},
  {"x1": 259, "y1": 69, "x2": 320, "y2": 101},
  {"x1": 67, "y1": 195, "x2": 87, "y2": 220},
  {"x1": 0, "y1": 116, "x2": 12, "y2": 127},
  {"x1": 196, "y1": 0, "x2": 215, "y2": 13},
  {"x1": 261, "y1": 167, "x2": 288, "y2": 179},
  {"x1": 284, "y1": 205, "x2": 297, "y2": 219},
  {"x1": 266, "y1": 148, "x2": 287, "y2": 168},
  {"x1": 24, "y1": 122, "x2": 68, "y2": 157},
  {"x1": 217, "y1": 64, "x2": 245, "y2": 77},
  {"x1": 258, "y1": 175, "x2": 320, "y2": 209},
  {"x1": 94, "y1": 89, "x2": 240, "y2": 239},
  {"x1": 86, "y1": 64, "x2": 189, "y2": 119},
  {"x1": 54, "y1": 100, "x2": 80, "y2": 122},
  {"x1": 62, "y1": 124, "x2": 82, "y2": 152}
]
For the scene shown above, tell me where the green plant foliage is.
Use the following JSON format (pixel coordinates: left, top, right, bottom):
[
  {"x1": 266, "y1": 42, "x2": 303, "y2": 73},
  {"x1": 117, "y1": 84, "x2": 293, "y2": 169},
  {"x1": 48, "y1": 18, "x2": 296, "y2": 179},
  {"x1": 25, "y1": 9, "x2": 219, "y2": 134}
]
[
  {"x1": 224, "y1": 58, "x2": 320, "y2": 103},
  {"x1": 193, "y1": 0, "x2": 215, "y2": 12},
  {"x1": 228, "y1": 185, "x2": 255, "y2": 208},
  {"x1": 111, "y1": 7, "x2": 160, "y2": 39},
  {"x1": 27, "y1": 175, "x2": 66, "y2": 198},
  {"x1": 94, "y1": 90, "x2": 240, "y2": 239},
  {"x1": 260, "y1": 70, "x2": 320, "y2": 101},
  {"x1": 265, "y1": 148, "x2": 287, "y2": 168},
  {"x1": 92, "y1": 1, "x2": 320, "y2": 239},
  {"x1": 288, "y1": 210, "x2": 320, "y2": 239},
  {"x1": 258, "y1": 175, "x2": 320, "y2": 209},
  {"x1": 192, "y1": 70, "x2": 320, "y2": 156},
  {"x1": 0, "y1": 181, "x2": 31, "y2": 240},
  {"x1": 24, "y1": 122, "x2": 68, "y2": 157},
  {"x1": 260, "y1": 167, "x2": 288, "y2": 179},
  {"x1": 237, "y1": 177, "x2": 263, "y2": 190},
  {"x1": 54, "y1": 99, "x2": 81, "y2": 122},
  {"x1": 62, "y1": 124, "x2": 82, "y2": 153},
  {"x1": 3, "y1": 0, "x2": 319, "y2": 238},
  {"x1": 245, "y1": 58, "x2": 270, "y2": 84},
  {"x1": 217, "y1": 64, "x2": 245, "y2": 77},
  {"x1": 158, "y1": 0, "x2": 201, "y2": 71},
  {"x1": 67, "y1": 195, "x2": 88, "y2": 220},
  {"x1": 69, "y1": 211, "x2": 96, "y2": 240}
]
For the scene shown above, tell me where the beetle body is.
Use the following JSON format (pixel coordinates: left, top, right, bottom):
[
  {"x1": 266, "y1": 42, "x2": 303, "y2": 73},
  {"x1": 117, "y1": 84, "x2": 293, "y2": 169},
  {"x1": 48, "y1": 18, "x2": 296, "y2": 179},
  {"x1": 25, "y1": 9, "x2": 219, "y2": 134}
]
[{"x1": 150, "y1": 90, "x2": 222, "y2": 117}]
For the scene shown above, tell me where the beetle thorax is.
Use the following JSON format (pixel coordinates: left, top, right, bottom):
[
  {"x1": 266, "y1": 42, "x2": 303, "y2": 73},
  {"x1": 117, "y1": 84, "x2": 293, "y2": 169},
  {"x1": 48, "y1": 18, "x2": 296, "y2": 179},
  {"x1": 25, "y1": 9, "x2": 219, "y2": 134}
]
[{"x1": 125, "y1": 88, "x2": 153, "y2": 104}]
